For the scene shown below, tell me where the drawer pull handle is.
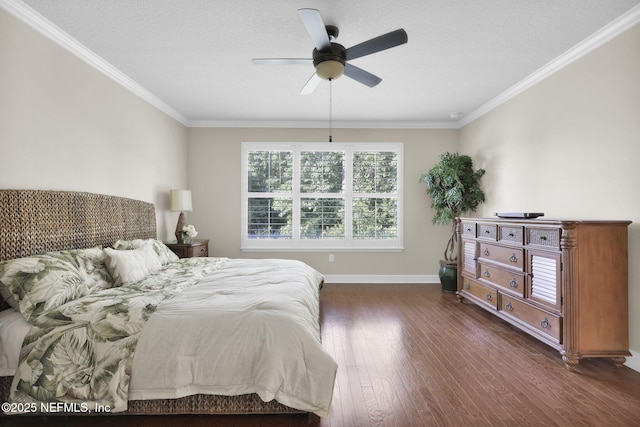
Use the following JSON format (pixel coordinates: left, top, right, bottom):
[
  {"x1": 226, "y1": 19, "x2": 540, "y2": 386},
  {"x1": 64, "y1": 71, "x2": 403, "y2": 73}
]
[
  {"x1": 465, "y1": 282, "x2": 471, "y2": 290},
  {"x1": 509, "y1": 279, "x2": 518, "y2": 288},
  {"x1": 540, "y1": 318, "x2": 551, "y2": 329},
  {"x1": 486, "y1": 293, "x2": 493, "y2": 301},
  {"x1": 485, "y1": 230, "x2": 491, "y2": 234},
  {"x1": 466, "y1": 227, "x2": 472, "y2": 232},
  {"x1": 539, "y1": 236, "x2": 548, "y2": 241},
  {"x1": 505, "y1": 302, "x2": 514, "y2": 312},
  {"x1": 508, "y1": 232, "x2": 515, "y2": 237},
  {"x1": 509, "y1": 254, "x2": 518, "y2": 263},
  {"x1": 483, "y1": 248, "x2": 490, "y2": 256},
  {"x1": 200, "y1": 248, "x2": 206, "y2": 252},
  {"x1": 483, "y1": 269, "x2": 490, "y2": 278}
]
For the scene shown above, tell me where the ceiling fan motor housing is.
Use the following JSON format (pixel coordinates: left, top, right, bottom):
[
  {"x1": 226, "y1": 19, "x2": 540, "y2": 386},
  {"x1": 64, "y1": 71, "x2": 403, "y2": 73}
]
[
  {"x1": 325, "y1": 25, "x2": 339, "y2": 40},
  {"x1": 313, "y1": 43, "x2": 346, "y2": 80}
]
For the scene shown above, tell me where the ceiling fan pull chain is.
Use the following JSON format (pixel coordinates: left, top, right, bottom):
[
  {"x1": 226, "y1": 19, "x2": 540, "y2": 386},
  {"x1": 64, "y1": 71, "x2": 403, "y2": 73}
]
[{"x1": 329, "y1": 78, "x2": 333, "y2": 142}]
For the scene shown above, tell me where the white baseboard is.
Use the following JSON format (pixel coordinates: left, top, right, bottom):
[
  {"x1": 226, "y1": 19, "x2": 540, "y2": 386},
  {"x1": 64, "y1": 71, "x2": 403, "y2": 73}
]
[
  {"x1": 625, "y1": 349, "x2": 639, "y2": 373},
  {"x1": 323, "y1": 274, "x2": 439, "y2": 284}
]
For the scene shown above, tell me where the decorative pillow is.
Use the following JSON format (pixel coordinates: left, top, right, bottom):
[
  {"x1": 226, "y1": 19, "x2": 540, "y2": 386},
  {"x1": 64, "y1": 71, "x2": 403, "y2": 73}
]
[
  {"x1": 45, "y1": 247, "x2": 114, "y2": 292},
  {"x1": 0, "y1": 253, "x2": 103, "y2": 322},
  {"x1": 113, "y1": 239, "x2": 178, "y2": 265},
  {"x1": 104, "y1": 243, "x2": 163, "y2": 286}
]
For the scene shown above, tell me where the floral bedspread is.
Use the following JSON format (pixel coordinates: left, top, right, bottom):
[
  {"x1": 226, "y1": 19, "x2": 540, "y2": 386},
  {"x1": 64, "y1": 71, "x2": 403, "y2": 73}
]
[{"x1": 8, "y1": 257, "x2": 227, "y2": 414}]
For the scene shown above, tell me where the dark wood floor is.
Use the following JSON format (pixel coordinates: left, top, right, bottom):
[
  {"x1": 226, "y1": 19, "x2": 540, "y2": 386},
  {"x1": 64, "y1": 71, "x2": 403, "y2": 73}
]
[{"x1": 4, "y1": 283, "x2": 640, "y2": 426}]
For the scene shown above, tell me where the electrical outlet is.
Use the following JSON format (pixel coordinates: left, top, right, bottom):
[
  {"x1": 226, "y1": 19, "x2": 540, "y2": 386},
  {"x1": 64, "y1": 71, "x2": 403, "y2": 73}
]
[{"x1": 329, "y1": 254, "x2": 334, "y2": 262}]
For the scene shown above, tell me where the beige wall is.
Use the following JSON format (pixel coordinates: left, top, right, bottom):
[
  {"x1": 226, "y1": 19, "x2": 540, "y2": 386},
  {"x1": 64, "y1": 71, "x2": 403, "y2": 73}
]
[
  {"x1": 0, "y1": 9, "x2": 189, "y2": 240},
  {"x1": 459, "y1": 24, "x2": 640, "y2": 368},
  {"x1": 187, "y1": 127, "x2": 458, "y2": 277}
]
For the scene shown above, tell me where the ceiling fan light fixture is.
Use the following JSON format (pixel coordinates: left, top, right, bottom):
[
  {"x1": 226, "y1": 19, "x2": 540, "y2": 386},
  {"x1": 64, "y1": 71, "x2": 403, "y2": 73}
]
[{"x1": 315, "y1": 59, "x2": 345, "y2": 80}]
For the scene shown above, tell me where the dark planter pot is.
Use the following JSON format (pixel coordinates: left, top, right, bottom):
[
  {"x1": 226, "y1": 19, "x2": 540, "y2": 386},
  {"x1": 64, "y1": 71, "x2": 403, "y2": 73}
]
[{"x1": 438, "y1": 260, "x2": 458, "y2": 293}]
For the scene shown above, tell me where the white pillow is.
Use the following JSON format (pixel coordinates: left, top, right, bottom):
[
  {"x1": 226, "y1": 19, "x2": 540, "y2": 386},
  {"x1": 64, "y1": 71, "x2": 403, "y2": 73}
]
[
  {"x1": 113, "y1": 239, "x2": 178, "y2": 265},
  {"x1": 104, "y1": 243, "x2": 162, "y2": 286}
]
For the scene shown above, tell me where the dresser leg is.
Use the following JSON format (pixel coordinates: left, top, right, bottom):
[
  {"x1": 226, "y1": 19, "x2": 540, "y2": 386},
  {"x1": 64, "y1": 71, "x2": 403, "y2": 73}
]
[
  {"x1": 562, "y1": 354, "x2": 580, "y2": 371},
  {"x1": 611, "y1": 357, "x2": 626, "y2": 368},
  {"x1": 456, "y1": 292, "x2": 464, "y2": 303}
]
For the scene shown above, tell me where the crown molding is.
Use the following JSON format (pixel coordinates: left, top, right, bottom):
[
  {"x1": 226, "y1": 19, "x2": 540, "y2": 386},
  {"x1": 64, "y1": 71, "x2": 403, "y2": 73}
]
[
  {"x1": 0, "y1": 0, "x2": 189, "y2": 126},
  {"x1": 459, "y1": 3, "x2": 640, "y2": 127},
  {"x1": 187, "y1": 119, "x2": 460, "y2": 129}
]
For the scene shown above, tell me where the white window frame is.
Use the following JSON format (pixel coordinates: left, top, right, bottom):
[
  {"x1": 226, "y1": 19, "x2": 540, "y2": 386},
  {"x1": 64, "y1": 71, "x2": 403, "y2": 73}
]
[{"x1": 241, "y1": 142, "x2": 403, "y2": 252}]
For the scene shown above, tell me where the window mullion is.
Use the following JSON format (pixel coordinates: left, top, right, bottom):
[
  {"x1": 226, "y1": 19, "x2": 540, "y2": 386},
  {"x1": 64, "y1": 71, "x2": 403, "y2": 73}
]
[
  {"x1": 292, "y1": 145, "x2": 301, "y2": 244},
  {"x1": 344, "y1": 147, "x2": 353, "y2": 242}
]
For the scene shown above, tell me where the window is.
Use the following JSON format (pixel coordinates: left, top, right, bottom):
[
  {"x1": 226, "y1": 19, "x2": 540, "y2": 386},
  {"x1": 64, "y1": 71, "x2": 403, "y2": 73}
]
[{"x1": 241, "y1": 142, "x2": 403, "y2": 251}]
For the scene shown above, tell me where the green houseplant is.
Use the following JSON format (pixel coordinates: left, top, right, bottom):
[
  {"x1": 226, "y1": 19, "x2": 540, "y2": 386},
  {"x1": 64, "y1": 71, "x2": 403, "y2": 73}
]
[{"x1": 420, "y1": 152, "x2": 486, "y2": 292}]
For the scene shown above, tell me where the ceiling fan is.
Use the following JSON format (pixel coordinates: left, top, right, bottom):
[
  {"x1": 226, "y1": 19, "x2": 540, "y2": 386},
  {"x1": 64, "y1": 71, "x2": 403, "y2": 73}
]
[{"x1": 252, "y1": 8, "x2": 408, "y2": 94}]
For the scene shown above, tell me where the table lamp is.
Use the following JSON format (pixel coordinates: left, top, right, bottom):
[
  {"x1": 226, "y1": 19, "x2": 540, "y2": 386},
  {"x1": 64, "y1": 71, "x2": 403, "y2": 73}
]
[{"x1": 170, "y1": 189, "x2": 192, "y2": 242}]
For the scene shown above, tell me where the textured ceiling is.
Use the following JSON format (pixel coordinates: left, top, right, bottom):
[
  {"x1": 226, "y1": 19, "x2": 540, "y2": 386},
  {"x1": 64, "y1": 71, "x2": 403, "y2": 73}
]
[{"x1": 13, "y1": 0, "x2": 640, "y2": 127}]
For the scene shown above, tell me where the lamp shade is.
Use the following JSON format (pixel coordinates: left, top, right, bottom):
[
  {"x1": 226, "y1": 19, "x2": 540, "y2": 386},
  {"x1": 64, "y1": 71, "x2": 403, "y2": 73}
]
[{"x1": 170, "y1": 189, "x2": 192, "y2": 212}]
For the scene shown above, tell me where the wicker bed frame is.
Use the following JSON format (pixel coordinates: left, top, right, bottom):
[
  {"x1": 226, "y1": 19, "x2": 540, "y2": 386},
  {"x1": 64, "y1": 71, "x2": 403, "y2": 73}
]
[{"x1": 0, "y1": 189, "x2": 305, "y2": 416}]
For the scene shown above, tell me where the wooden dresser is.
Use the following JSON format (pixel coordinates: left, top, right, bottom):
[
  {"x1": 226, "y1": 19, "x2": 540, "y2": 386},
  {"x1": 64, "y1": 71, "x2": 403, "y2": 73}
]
[{"x1": 457, "y1": 217, "x2": 630, "y2": 370}]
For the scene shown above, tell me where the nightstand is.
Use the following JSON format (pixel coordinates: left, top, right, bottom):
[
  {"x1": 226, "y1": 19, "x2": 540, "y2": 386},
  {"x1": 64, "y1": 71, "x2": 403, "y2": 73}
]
[{"x1": 165, "y1": 239, "x2": 209, "y2": 258}]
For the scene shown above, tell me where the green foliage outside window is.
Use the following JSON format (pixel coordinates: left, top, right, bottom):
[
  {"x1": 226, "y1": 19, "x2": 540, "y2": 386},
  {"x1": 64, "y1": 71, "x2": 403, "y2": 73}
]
[{"x1": 246, "y1": 146, "x2": 400, "y2": 245}]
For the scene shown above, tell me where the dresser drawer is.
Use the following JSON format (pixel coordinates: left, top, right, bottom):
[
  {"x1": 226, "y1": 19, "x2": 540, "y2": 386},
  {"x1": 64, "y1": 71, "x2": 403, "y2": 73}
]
[
  {"x1": 500, "y1": 295, "x2": 561, "y2": 343},
  {"x1": 461, "y1": 277, "x2": 498, "y2": 309},
  {"x1": 478, "y1": 263, "x2": 525, "y2": 296},
  {"x1": 478, "y1": 243, "x2": 524, "y2": 270},
  {"x1": 461, "y1": 221, "x2": 476, "y2": 237},
  {"x1": 527, "y1": 228, "x2": 561, "y2": 249},
  {"x1": 499, "y1": 225, "x2": 523, "y2": 244},
  {"x1": 478, "y1": 224, "x2": 497, "y2": 240},
  {"x1": 166, "y1": 240, "x2": 209, "y2": 258},
  {"x1": 192, "y1": 244, "x2": 209, "y2": 257}
]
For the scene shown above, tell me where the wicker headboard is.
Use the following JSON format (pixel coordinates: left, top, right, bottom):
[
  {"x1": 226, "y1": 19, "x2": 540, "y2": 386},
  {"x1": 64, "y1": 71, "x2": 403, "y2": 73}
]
[{"x1": 0, "y1": 190, "x2": 157, "y2": 311}]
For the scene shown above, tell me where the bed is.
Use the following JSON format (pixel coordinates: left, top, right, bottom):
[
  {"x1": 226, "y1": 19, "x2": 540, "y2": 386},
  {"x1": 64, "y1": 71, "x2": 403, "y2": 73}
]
[{"x1": 0, "y1": 189, "x2": 336, "y2": 418}]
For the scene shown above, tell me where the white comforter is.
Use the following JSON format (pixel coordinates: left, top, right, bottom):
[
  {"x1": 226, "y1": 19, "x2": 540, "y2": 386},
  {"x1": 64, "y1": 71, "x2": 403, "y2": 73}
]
[
  {"x1": 2, "y1": 258, "x2": 337, "y2": 417},
  {"x1": 128, "y1": 258, "x2": 337, "y2": 417}
]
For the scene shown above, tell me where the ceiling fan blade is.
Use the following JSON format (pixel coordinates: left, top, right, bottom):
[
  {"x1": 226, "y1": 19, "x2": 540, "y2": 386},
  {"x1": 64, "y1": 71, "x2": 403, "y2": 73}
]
[
  {"x1": 300, "y1": 73, "x2": 323, "y2": 95},
  {"x1": 252, "y1": 58, "x2": 312, "y2": 65},
  {"x1": 298, "y1": 8, "x2": 331, "y2": 52},
  {"x1": 344, "y1": 63, "x2": 382, "y2": 88},
  {"x1": 344, "y1": 29, "x2": 408, "y2": 61}
]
